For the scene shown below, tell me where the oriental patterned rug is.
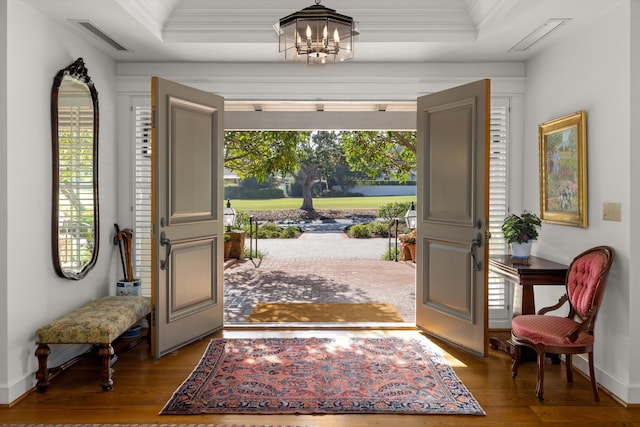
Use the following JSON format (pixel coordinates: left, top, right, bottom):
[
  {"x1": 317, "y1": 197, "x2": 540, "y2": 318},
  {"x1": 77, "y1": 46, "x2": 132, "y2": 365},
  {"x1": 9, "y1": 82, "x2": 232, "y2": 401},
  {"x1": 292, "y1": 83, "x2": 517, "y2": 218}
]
[
  {"x1": 247, "y1": 302, "x2": 405, "y2": 322},
  {"x1": 160, "y1": 336, "x2": 485, "y2": 415}
]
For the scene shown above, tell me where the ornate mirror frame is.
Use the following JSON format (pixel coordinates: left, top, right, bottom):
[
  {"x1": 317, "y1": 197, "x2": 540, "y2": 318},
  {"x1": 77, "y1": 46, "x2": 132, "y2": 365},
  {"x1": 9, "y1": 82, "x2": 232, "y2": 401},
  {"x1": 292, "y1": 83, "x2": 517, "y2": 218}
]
[{"x1": 51, "y1": 58, "x2": 99, "y2": 279}]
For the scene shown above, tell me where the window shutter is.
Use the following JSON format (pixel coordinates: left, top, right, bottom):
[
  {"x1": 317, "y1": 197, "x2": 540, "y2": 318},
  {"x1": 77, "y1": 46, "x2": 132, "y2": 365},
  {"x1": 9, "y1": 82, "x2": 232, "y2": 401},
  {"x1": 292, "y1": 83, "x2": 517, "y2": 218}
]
[
  {"x1": 488, "y1": 98, "x2": 511, "y2": 327},
  {"x1": 133, "y1": 101, "x2": 152, "y2": 297}
]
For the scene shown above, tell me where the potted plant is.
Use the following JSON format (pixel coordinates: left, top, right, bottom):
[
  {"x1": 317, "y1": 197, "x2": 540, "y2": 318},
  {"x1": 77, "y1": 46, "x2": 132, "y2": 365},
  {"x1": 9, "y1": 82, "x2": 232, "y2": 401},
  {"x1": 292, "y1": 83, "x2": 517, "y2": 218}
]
[
  {"x1": 501, "y1": 211, "x2": 542, "y2": 259},
  {"x1": 399, "y1": 229, "x2": 417, "y2": 262},
  {"x1": 224, "y1": 233, "x2": 232, "y2": 260}
]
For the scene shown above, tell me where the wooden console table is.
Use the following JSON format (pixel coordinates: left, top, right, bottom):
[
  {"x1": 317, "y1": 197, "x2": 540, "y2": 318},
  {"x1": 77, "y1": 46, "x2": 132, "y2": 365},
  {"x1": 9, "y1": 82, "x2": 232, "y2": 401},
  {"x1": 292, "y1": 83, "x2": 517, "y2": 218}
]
[{"x1": 488, "y1": 255, "x2": 568, "y2": 355}]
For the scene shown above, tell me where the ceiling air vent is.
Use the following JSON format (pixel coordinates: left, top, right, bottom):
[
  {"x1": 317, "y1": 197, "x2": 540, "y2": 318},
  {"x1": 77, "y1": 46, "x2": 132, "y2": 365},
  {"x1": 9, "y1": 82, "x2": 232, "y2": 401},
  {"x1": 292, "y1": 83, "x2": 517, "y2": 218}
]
[{"x1": 71, "y1": 20, "x2": 130, "y2": 52}]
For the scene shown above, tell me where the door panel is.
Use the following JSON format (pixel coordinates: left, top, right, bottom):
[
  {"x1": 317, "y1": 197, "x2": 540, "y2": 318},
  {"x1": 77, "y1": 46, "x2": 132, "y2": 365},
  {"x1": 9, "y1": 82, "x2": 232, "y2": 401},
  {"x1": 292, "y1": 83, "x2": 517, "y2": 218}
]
[
  {"x1": 416, "y1": 80, "x2": 489, "y2": 357},
  {"x1": 151, "y1": 77, "x2": 224, "y2": 358}
]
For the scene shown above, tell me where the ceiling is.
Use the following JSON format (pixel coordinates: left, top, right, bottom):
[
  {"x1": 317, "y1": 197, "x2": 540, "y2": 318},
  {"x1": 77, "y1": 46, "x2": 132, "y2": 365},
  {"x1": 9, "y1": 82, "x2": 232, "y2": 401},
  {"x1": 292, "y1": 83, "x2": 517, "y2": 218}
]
[
  {"x1": 24, "y1": 0, "x2": 611, "y2": 111},
  {"x1": 24, "y1": 0, "x2": 611, "y2": 63}
]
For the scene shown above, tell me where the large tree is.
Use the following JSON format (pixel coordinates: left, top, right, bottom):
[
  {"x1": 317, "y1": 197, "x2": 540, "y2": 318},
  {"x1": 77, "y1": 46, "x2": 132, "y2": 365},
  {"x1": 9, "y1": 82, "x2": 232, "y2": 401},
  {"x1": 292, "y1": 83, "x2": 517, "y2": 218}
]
[
  {"x1": 225, "y1": 130, "x2": 342, "y2": 210},
  {"x1": 224, "y1": 131, "x2": 308, "y2": 182},
  {"x1": 224, "y1": 130, "x2": 416, "y2": 210},
  {"x1": 294, "y1": 131, "x2": 342, "y2": 210},
  {"x1": 340, "y1": 131, "x2": 416, "y2": 181}
]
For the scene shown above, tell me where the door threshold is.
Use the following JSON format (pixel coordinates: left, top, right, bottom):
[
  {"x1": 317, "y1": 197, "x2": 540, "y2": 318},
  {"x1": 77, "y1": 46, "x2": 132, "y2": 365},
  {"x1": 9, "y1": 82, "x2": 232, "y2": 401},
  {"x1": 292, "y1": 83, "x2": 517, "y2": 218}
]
[{"x1": 224, "y1": 322, "x2": 418, "y2": 331}]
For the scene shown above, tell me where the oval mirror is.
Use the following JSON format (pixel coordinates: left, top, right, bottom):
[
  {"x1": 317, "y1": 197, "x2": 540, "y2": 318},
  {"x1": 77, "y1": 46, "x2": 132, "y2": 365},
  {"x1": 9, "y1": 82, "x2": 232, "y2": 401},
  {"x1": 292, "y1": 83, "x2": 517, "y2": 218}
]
[{"x1": 52, "y1": 58, "x2": 99, "y2": 280}]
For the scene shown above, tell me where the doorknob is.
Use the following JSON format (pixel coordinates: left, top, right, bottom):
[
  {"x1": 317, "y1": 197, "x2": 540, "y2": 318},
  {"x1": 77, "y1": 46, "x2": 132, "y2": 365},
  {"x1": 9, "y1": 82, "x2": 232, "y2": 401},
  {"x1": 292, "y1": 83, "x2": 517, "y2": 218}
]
[
  {"x1": 470, "y1": 232, "x2": 483, "y2": 272},
  {"x1": 160, "y1": 231, "x2": 172, "y2": 270}
]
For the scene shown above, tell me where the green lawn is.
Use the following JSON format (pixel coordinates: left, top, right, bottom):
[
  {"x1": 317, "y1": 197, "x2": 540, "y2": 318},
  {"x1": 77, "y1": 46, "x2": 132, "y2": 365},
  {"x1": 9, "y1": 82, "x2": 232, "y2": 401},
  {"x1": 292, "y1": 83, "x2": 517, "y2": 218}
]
[{"x1": 229, "y1": 195, "x2": 415, "y2": 211}]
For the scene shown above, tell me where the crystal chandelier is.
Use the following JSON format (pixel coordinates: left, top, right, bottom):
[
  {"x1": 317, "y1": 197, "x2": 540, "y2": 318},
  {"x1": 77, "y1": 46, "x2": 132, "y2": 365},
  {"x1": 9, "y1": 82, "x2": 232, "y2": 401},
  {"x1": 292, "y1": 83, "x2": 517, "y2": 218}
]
[{"x1": 275, "y1": 0, "x2": 359, "y2": 64}]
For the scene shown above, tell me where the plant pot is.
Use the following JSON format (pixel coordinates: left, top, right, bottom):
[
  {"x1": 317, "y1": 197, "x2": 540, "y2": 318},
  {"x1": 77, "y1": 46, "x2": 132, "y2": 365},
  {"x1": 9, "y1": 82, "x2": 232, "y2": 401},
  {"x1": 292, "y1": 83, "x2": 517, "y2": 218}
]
[
  {"x1": 224, "y1": 241, "x2": 232, "y2": 260},
  {"x1": 510, "y1": 241, "x2": 532, "y2": 259},
  {"x1": 401, "y1": 244, "x2": 412, "y2": 261},
  {"x1": 405, "y1": 243, "x2": 416, "y2": 262}
]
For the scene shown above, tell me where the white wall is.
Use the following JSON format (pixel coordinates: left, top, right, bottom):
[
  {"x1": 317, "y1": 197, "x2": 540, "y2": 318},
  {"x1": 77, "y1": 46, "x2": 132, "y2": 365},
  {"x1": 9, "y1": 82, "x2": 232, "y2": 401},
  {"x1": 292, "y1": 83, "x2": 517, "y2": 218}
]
[
  {"x1": 0, "y1": 0, "x2": 9, "y2": 399},
  {"x1": 628, "y1": 0, "x2": 640, "y2": 400},
  {"x1": 0, "y1": 0, "x2": 117, "y2": 403},
  {"x1": 524, "y1": 0, "x2": 637, "y2": 402}
]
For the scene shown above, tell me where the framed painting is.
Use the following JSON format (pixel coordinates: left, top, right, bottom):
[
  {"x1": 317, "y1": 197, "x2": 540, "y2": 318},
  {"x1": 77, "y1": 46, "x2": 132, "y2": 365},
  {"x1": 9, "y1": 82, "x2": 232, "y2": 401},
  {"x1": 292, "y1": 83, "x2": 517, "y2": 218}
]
[{"x1": 538, "y1": 110, "x2": 587, "y2": 227}]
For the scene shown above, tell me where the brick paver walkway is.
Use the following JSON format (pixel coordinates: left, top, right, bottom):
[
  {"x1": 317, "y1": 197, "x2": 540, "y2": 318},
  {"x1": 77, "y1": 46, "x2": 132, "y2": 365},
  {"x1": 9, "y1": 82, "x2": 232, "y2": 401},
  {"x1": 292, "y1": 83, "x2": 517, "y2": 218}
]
[{"x1": 224, "y1": 258, "x2": 416, "y2": 323}]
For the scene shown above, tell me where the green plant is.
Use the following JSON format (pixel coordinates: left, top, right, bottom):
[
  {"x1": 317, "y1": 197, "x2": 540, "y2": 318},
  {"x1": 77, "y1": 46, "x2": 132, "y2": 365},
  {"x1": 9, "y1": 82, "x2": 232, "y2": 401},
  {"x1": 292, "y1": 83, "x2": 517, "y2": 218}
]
[
  {"x1": 280, "y1": 226, "x2": 302, "y2": 238},
  {"x1": 348, "y1": 223, "x2": 371, "y2": 238},
  {"x1": 382, "y1": 247, "x2": 402, "y2": 261},
  {"x1": 501, "y1": 211, "x2": 542, "y2": 244},
  {"x1": 244, "y1": 246, "x2": 265, "y2": 259},
  {"x1": 224, "y1": 233, "x2": 231, "y2": 242},
  {"x1": 368, "y1": 220, "x2": 390, "y2": 236},
  {"x1": 377, "y1": 201, "x2": 412, "y2": 223}
]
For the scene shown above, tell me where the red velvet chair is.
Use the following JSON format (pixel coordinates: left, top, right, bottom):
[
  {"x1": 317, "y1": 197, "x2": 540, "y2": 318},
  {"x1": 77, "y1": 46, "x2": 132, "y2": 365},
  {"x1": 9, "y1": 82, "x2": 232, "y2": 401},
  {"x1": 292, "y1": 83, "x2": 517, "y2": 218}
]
[{"x1": 510, "y1": 246, "x2": 615, "y2": 402}]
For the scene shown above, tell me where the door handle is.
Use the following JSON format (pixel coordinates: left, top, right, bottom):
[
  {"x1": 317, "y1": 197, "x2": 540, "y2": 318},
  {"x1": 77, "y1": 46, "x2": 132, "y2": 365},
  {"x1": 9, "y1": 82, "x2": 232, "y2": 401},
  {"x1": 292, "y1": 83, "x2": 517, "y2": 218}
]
[
  {"x1": 470, "y1": 232, "x2": 483, "y2": 272},
  {"x1": 160, "y1": 232, "x2": 172, "y2": 270}
]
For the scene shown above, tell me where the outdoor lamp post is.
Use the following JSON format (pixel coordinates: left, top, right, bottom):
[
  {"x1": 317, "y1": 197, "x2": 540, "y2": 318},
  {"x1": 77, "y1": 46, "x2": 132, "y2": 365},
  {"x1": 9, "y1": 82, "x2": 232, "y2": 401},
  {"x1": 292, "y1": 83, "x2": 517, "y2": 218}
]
[
  {"x1": 387, "y1": 218, "x2": 400, "y2": 262},
  {"x1": 404, "y1": 202, "x2": 417, "y2": 229},
  {"x1": 223, "y1": 199, "x2": 237, "y2": 231}
]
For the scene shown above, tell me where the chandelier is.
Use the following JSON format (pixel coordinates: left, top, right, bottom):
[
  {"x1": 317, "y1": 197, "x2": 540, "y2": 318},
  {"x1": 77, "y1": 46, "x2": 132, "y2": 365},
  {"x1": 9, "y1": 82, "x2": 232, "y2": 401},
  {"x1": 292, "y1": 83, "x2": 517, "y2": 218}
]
[{"x1": 275, "y1": 0, "x2": 359, "y2": 64}]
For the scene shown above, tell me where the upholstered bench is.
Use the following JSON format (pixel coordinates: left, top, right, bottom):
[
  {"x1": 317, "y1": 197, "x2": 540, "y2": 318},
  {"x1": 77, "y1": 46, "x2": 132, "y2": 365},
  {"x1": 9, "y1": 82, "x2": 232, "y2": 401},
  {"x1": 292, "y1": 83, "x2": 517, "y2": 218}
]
[{"x1": 35, "y1": 295, "x2": 151, "y2": 392}]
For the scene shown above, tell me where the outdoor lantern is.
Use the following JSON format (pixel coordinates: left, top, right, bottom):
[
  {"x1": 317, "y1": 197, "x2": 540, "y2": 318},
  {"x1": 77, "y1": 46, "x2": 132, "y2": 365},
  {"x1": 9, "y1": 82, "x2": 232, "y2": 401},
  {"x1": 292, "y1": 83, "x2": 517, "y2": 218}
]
[
  {"x1": 404, "y1": 202, "x2": 417, "y2": 229},
  {"x1": 223, "y1": 199, "x2": 237, "y2": 231}
]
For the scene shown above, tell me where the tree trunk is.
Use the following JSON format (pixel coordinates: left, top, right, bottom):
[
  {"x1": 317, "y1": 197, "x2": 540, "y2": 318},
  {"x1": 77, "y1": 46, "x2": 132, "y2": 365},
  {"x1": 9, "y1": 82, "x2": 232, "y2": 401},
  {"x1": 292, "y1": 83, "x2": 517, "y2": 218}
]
[
  {"x1": 296, "y1": 164, "x2": 317, "y2": 210},
  {"x1": 301, "y1": 184, "x2": 314, "y2": 210}
]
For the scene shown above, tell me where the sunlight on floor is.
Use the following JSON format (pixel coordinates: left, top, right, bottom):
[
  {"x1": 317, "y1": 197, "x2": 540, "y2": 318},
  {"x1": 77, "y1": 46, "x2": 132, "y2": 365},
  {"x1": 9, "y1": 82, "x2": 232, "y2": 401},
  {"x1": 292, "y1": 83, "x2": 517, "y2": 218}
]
[{"x1": 222, "y1": 328, "x2": 469, "y2": 368}]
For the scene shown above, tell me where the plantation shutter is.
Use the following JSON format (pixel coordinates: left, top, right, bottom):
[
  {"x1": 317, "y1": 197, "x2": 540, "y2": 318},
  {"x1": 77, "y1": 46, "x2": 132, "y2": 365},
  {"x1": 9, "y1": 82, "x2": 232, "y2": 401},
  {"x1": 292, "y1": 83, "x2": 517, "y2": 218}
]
[
  {"x1": 58, "y1": 105, "x2": 96, "y2": 270},
  {"x1": 488, "y1": 97, "x2": 511, "y2": 328},
  {"x1": 133, "y1": 99, "x2": 152, "y2": 297}
]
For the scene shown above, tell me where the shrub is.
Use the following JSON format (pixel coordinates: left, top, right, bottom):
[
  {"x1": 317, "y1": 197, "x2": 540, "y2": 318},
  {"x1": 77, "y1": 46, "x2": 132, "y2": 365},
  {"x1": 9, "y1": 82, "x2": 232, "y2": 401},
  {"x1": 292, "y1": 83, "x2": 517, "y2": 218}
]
[
  {"x1": 223, "y1": 186, "x2": 285, "y2": 200},
  {"x1": 377, "y1": 201, "x2": 412, "y2": 222},
  {"x1": 348, "y1": 223, "x2": 371, "y2": 238},
  {"x1": 280, "y1": 226, "x2": 302, "y2": 238},
  {"x1": 250, "y1": 222, "x2": 302, "y2": 239},
  {"x1": 256, "y1": 222, "x2": 284, "y2": 238},
  {"x1": 368, "y1": 220, "x2": 390, "y2": 236}
]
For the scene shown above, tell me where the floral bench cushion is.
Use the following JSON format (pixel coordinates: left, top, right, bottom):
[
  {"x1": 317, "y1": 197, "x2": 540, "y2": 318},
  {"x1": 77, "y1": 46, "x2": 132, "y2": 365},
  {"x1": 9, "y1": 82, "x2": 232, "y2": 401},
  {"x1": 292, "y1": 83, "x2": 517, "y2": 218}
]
[{"x1": 36, "y1": 296, "x2": 151, "y2": 344}]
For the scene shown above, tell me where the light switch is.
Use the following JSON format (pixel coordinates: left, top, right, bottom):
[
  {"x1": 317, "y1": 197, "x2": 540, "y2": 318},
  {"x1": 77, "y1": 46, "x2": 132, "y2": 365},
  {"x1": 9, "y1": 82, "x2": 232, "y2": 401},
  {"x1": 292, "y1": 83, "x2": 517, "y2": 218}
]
[{"x1": 602, "y1": 202, "x2": 621, "y2": 221}]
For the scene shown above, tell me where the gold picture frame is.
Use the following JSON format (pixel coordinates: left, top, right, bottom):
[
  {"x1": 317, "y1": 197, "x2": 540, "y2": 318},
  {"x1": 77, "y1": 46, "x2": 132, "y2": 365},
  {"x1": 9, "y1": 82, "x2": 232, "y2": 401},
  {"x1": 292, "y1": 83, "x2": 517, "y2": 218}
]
[{"x1": 539, "y1": 110, "x2": 587, "y2": 227}]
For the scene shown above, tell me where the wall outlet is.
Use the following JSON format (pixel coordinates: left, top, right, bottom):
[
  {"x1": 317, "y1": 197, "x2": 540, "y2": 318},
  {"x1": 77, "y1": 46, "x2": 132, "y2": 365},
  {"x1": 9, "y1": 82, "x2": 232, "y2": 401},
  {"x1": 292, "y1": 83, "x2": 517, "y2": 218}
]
[{"x1": 602, "y1": 202, "x2": 621, "y2": 221}]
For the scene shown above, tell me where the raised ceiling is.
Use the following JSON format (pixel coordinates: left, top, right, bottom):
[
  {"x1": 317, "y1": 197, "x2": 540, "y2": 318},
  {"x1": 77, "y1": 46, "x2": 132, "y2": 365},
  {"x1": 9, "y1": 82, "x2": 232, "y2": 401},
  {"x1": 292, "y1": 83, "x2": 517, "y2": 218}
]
[
  {"x1": 24, "y1": 0, "x2": 612, "y2": 111},
  {"x1": 25, "y1": 0, "x2": 610, "y2": 63}
]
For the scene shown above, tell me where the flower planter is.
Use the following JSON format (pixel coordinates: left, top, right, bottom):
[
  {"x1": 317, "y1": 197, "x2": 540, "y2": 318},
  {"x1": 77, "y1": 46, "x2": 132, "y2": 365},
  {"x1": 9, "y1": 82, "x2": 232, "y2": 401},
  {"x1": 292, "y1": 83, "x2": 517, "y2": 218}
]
[
  {"x1": 402, "y1": 243, "x2": 416, "y2": 262},
  {"x1": 401, "y1": 244, "x2": 412, "y2": 261},
  {"x1": 224, "y1": 241, "x2": 232, "y2": 260}
]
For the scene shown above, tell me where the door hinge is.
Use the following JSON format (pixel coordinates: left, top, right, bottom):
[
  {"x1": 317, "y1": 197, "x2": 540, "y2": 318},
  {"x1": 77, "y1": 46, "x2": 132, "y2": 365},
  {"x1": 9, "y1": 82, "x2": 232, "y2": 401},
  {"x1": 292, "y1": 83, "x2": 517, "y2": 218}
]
[{"x1": 151, "y1": 305, "x2": 156, "y2": 327}]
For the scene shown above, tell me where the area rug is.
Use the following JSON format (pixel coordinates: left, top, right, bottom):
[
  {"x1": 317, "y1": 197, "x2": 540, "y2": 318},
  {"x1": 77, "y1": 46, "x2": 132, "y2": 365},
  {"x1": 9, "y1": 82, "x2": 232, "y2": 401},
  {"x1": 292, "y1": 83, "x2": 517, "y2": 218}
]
[
  {"x1": 160, "y1": 336, "x2": 485, "y2": 415},
  {"x1": 247, "y1": 302, "x2": 405, "y2": 322}
]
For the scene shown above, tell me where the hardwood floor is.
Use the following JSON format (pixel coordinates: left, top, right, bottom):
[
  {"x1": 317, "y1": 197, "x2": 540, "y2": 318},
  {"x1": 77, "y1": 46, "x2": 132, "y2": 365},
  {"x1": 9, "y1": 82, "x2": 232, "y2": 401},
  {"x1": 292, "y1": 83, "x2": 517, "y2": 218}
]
[{"x1": 2, "y1": 328, "x2": 639, "y2": 426}]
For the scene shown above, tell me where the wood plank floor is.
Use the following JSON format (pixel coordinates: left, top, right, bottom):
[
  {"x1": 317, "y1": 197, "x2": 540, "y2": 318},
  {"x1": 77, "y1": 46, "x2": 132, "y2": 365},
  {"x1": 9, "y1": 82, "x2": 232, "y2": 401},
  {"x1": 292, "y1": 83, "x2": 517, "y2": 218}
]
[{"x1": 2, "y1": 328, "x2": 639, "y2": 426}]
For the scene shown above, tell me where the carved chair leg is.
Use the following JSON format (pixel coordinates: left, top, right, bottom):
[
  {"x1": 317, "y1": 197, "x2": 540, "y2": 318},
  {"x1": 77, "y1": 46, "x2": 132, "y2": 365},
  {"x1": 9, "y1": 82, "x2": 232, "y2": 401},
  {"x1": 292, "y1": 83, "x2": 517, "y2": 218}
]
[
  {"x1": 511, "y1": 345, "x2": 522, "y2": 378},
  {"x1": 535, "y1": 348, "x2": 546, "y2": 402},
  {"x1": 98, "y1": 344, "x2": 114, "y2": 391},
  {"x1": 588, "y1": 351, "x2": 600, "y2": 402},
  {"x1": 565, "y1": 354, "x2": 573, "y2": 383},
  {"x1": 35, "y1": 344, "x2": 51, "y2": 392}
]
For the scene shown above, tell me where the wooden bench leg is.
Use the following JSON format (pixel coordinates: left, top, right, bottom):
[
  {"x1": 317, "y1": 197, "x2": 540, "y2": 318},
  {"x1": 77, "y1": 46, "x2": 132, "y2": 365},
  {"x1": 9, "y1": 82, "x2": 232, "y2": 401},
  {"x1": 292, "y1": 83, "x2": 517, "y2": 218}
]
[
  {"x1": 35, "y1": 344, "x2": 51, "y2": 392},
  {"x1": 98, "y1": 344, "x2": 114, "y2": 391}
]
